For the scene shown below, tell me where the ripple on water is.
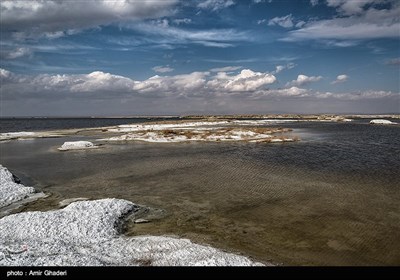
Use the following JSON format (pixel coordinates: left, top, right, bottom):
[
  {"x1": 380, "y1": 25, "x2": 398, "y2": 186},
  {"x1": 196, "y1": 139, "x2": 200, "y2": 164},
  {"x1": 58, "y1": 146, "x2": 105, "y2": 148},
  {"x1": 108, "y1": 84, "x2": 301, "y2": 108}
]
[{"x1": 0, "y1": 122, "x2": 399, "y2": 265}]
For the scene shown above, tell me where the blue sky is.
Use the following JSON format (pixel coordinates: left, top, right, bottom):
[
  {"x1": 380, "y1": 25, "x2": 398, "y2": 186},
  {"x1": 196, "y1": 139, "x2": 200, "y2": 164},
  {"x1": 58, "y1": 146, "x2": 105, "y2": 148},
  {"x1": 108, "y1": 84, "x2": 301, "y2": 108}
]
[{"x1": 0, "y1": 0, "x2": 399, "y2": 116}]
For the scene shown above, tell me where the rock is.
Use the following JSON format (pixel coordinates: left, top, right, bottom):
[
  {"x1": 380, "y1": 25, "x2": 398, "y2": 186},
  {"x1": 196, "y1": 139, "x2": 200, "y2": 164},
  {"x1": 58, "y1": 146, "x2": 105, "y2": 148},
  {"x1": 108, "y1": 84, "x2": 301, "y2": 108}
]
[
  {"x1": 134, "y1": 218, "x2": 150, "y2": 224},
  {"x1": 0, "y1": 165, "x2": 36, "y2": 208}
]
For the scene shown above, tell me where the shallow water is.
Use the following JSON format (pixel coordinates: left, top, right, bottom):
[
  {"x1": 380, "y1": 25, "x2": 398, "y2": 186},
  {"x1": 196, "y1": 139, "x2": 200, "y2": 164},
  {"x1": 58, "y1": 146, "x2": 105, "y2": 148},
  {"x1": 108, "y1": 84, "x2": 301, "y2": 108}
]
[
  {"x1": 0, "y1": 117, "x2": 177, "y2": 133},
  {"x1": 0, "y1": 121, "x2": 399, "y2": 265}
]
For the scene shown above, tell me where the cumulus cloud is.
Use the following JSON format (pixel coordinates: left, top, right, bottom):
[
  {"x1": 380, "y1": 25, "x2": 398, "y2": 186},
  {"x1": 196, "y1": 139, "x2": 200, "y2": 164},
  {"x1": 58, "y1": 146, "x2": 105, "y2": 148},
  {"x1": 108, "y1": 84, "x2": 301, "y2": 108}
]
[
  {"x1": 133, "y1": 72, "x2": 210, "y2": 96},
  {"x1": 268, "y1": 14, "x2": 294, "y2": 28},
  {"x1": 286, "y1": 74, "x2": 322, "y2": 87},
  {"x1": 310, "y1": 0, "x2": 318, "y2": 6},
  {"x1": 152, "y1": 66, "x2": 174, "y2": 73},
  {"x1": 331, "y1": 74, "x2": 348, "y2": 84},
  {"x1": 207, "y1": 69, "x2": 276, "y2": 92},
  {"x1": 0, "y1": 68, "x2": 276, "y2": 99},
  {"x1": 0, "y1": 69, "x2": 135, "y2": 99},
  {"x1": 0, "y1": 68, "x2": 13, "y2": 82},
  {"x1": 197, "y1": 0, "x2": 235, "y2": 11},
  {"x1": 69, "y1": 71, "x2": 135, "y2": 93},
  {"x1": 0, "y1": 0, "x2": 178, "y2": 37},
  {"x1": 283, "y1": 1, "x2": 400, "y2": 42},
  {"x1": 1, "y1": 68, "x2": 396, "y2": 104}
]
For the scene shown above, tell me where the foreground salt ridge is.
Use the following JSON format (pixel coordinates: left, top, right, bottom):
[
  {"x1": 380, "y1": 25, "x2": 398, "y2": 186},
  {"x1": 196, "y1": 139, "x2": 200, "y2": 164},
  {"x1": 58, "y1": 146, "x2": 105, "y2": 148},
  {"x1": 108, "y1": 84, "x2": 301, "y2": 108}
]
[
  {"x1": 0, "y1": 199, "x2": 263, "y2": 266},
  {"x1": 0, "y1": 165, "x2": 36, "y2": 208},
  {"x1": 58, "y1": 141, "x2": 99, "y2": 151}
]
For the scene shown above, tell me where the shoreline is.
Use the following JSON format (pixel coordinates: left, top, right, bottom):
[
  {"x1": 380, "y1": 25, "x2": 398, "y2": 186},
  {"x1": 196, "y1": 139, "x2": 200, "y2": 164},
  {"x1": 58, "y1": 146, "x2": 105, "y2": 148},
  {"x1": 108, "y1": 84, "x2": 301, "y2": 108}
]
[
  {"x1": 0, "y1": 165, "x2": 266, "y2": 266},
  {"x1": 1, "y1": 116, "x2": 399, "y2": 142}
]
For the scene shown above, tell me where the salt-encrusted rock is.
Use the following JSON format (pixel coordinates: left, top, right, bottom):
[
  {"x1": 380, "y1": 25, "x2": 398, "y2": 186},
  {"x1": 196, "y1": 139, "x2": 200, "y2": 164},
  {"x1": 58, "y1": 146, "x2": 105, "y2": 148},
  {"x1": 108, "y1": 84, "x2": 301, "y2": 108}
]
[
  {"x1": 0, "y1": 199, "x2": 264, "y2": 266},
  {"x1": 0, "y1": 165, "x2": 35, "y2": 208},
  {"x1": 58, "y1": 141, "x2": 98, "y2": 151},
  {"x1": 369, "y1": 119, "x2": 396, "y2": 125}
]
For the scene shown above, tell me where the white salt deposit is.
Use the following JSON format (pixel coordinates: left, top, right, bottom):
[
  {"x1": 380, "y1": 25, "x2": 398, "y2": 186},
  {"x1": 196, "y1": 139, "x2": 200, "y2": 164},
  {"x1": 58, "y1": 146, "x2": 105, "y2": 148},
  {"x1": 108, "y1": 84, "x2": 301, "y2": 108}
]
[
  {"x1": 97, "y1": 127, "x2": 298, "y2": 143},
  {"x1": 369, "y1": 119, "x2": 396, "y2": 125},
  {"x1": 58, "y1": 141, "x2": 98, "y2": 151},
  {"x1": 0, "y1": 132, "x2": 36, "y2": 141},
  {"x1": 0, "y1": 165, "x2": 36, "y2": 208},
  {"x1": 0, "y1": 199, "x2": 263, "y2": 266},
  {"x1": 108, "y1": 121, "x2": 230, "y2": 133}
]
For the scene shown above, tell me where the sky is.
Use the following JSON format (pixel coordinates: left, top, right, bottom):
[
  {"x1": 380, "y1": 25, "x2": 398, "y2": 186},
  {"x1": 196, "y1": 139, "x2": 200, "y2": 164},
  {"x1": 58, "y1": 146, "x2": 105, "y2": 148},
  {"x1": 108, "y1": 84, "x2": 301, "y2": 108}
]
[{"x1": 0, "y1": 0, "x2": 399, "y2": 116}]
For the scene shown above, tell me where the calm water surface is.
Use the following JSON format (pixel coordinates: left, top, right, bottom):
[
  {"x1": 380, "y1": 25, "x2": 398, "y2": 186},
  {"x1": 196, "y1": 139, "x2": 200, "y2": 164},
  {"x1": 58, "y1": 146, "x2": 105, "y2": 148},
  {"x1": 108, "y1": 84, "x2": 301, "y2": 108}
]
[
  {"x1": 0, "y1": 117, "x2": 178, "y2": 133},
  {"x1": 0, "y1": 120, "x2": 399, "y2": 265}
]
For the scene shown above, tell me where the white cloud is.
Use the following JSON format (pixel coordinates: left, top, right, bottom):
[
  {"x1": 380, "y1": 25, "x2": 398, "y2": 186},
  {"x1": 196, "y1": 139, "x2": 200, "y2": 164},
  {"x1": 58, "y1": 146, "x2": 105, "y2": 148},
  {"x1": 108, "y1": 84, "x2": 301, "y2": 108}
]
[
  {"x1": 253, "y1": 0, "x2": 265, "y2": 3},
  {"x1": 267, "y1": 87, "x2": 308, "y2": 97},
  {"x1": 0, "y1": 68, "x2": 13, "y2": 81},
  {"x1": 152, "y1": 66, "x2": 174, "y2": 73},
  {"x1": 133, "y1": 72, "x2": 209, "y2": 96},
  {"x1": 326, "y1": 0, "x2": 379, "y2": 16},
  {"x1": 208, "y1": 69, "x2": 276, "y2": 92},
  {"x1": 268, "y1": 14, "x2": 294, "y2": 28},
  {"x1": 0, "y1": 0, "x2": 178, "y2": 37},
  {"x1": 173, "y1": 18, "x2": 192, "y2": 25},
  {"x1": 286, "y1": 74, "x2": 322, "y2": 87},
  {"x1": 1, "y1": 68, "x2": 396, "y2": 103},
  {"x1": 310, "y1": 0, "x2": 318, "y2": 6},
  {"x1": 283, "y1": 1, "x2": 400, "y2": 42},
  {"x1": 331, "y1": 74, "x2": 348, "y2": 84},
  {"x1": 62, "y1": 71, "x2": 135, "y2": 93},
  {"x1": 210, "y1": 66, "x2": 242, "y2": 72},
  {"x1": 271, "y1": 63, "x2": 296, "y2": 74},
  {"x1": 295, "y1": 21, "x2": 306, "y2": 28},
  {"x1": 257, "y1": 19, "x2": 267, "y2": 25},
  {"x1": 128, "y1": 22, "x2": 249, "y2": 48},
  {"x1": 315, "y1": 90, "x2": 396, "y2": 100},
  {"x1": 0, "y1": 68, "x2": 275, "y2": 98},
  {"x1": 4, "y1": 47, "x2": 31, "y2": 59},
  {"x1": 197, "y1": 0, "x2": 235, "y2": 11},
  {"x1": 150, "y1": 19, "x2": 169, "y2": 28}
]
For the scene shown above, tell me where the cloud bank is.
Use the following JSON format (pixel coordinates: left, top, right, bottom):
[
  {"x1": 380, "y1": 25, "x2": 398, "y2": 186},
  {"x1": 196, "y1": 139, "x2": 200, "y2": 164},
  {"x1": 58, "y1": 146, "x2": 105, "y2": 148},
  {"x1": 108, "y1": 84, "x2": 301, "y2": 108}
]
[
  {"x1": 283, "y1": 0, "x2": 400, "y2": 43},
  {"x1": 1, "y1": 68, "x2": 396, "y2": 102},
  {"x1": 0, "y1": 0, "x2": 178, "y2": 37}
]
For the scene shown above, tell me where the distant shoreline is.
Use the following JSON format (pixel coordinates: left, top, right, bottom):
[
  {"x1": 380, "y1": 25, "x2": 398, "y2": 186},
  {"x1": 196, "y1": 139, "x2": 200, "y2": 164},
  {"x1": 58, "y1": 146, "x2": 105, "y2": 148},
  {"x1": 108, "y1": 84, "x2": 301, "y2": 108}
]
[{"x1": 1, "y1": 114, "x2": 399, "y2": 119}]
